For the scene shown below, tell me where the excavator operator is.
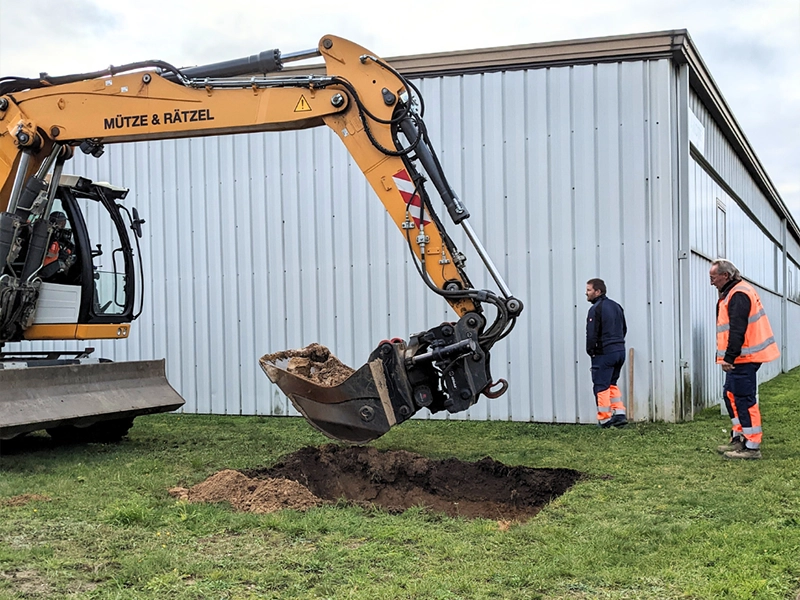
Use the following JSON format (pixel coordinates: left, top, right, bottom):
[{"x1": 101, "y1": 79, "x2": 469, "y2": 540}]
[{"x1": 41, "y1": 211, "x2": 76, "y2": 281}]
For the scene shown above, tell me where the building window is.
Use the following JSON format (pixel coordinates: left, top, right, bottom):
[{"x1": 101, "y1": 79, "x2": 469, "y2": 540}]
[{"x1": 716, "y1": 199, "x2": 726, "y2": 258}]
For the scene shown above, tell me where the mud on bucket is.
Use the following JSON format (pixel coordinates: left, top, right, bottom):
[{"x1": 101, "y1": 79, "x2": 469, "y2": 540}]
[{"x1": 260, "y1": 343, "x2": 402, "y2": 445}]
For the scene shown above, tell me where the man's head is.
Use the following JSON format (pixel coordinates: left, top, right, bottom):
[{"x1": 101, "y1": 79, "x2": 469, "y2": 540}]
[
  {"x1": 586, "y1": 278, "x2": 606, "y2": 302},
  {"x1": 709, "y1": 259, "x2": 741, "y2": 291},
  {"x1": 49, "y1": 211, "x2": 67, "y2": 229}
]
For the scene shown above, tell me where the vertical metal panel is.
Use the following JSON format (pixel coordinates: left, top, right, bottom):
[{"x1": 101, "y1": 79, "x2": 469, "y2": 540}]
[
  {"x1": 16, "y1": 57, "x2": 693, "y2": 424},
  {"x1": 687, "y1": 156, "x2": 796, "y2": 411},
  {"x1": 524, "y1": 68, "x2": 557, "y2": 422},
  {"x1": 571, "y1": 64, "x2": 600, "y2": 424},
  {"x1": 757, "y1": 288, "x2": 783, "y2": 382},
  {"x1": 547, "y1": 66, "x2": 578, "y2": 424},
  {"x1": 787, "y1": 301, "x2": 800, "y2": 367},
  {"x1": 499, "y1": 71, "x2": 529, "y2": 422},
  {"x1": 689, "y1": 252, "x2": 724, "y2": 408},
  {"x1": 647, "y1": 59, "x2": 680, "y2": 423},
  {"x1": 788, "y1": 232, "x2": 800, "y2": 265}
]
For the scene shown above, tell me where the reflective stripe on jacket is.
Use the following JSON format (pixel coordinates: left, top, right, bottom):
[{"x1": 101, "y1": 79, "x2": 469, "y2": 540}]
[{"x1": 716, "y1": 281, "x2": 779, "y2": 364}]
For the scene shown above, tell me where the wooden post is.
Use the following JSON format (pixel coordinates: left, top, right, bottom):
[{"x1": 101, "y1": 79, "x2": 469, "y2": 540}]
[{"x1": 628, "y1": 348, "x2": 634, "y2": 421}]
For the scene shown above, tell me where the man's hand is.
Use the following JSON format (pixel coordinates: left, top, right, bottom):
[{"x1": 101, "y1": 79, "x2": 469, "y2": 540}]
[{"x1": 721, "y1": 361, "x2": 736, "y2": 373}]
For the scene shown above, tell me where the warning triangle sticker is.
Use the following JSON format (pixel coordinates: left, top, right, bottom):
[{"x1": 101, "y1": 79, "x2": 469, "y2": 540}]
[{"x1": 294, "y1": 95, "x2": 312, "y2": 112}]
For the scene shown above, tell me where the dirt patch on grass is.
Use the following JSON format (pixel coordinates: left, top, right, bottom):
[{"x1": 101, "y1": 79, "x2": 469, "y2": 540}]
[
  {"x1": 178, "y1": 445, "x2": 583, "y2": 521},
  {"x1": 0, "y1": 569, "x2": 52, "y2": 596},
  {"x1": 1, "y1": 494, "x2": 51, "y2": 507}
]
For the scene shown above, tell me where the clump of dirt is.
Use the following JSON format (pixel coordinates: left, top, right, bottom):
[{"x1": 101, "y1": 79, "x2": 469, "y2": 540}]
[
  {"x1": 1, "y1": 494, "x2": 51, "y2": 507},
  {"x1": 260, "y1": 343, "x2": 355, "y2": 386},
  {"x1": 235, "y1": 445, "x2": 584, "y2": 521},
  {"x1": 168, "y1": 470, "x2": 324, "y2": 513}
]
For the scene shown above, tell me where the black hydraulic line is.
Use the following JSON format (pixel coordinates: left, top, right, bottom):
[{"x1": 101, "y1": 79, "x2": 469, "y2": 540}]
[
  {"x1": 0, "y1": 60, "x2": 186, "y2": 95},
  {"x1": 361, "y1": 55, "x2": 426, "y2": 119},
  {"x1": 327, "y1": 76, "x2": 420, "y2": 158},
  {"x1": 400, "y1": 194, "x2": 511, "y2": 350},
  {"x1": 398, "y1": 117, "x2": 469, "y2": 225},
  {"x1": 21, "y1": 220, "x2": 50, "y2": 281}
]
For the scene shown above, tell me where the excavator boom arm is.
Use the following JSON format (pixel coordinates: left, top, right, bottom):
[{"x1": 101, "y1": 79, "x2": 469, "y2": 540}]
[{"x1": 0, "y1": 35, "x2": 523, "y2": 443}]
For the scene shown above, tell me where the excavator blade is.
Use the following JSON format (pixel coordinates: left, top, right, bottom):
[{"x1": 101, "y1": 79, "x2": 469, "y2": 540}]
[
  {"x1": 260, "y1": 343, "x2": 409, "y2": 444},
  {"x1": 0, "y1": 359, "x2": 185, "y2": 440}
]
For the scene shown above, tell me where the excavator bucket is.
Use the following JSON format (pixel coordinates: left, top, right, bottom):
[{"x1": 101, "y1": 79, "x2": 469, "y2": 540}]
[
  {"x1": 261, "y1": 315, "x2": 500, "y2": 444},
  {"x1": 0, "y1": 360, "x2": 185, "y2": 441},
  {"x1": 260, "y1": 343, "x2": 411, "y2": 444}
]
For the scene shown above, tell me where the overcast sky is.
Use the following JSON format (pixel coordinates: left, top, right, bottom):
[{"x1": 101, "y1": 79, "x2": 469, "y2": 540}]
[{"x1": 2, "y1": 0, "x2": 798, "y2": 222}]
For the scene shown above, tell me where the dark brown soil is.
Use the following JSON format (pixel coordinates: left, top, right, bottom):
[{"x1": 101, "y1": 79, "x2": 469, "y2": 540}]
[
  {"x1": 237, "y1": 444, "x2": 584, "y2": 521},
  {"x1": 260, "y1": 343, "x2": 355, "y2": 386}
]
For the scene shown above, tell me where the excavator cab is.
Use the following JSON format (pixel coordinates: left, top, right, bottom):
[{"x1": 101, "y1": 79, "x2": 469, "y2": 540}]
[
  {"x1": 0, "y1": 174, "x2": 183, "y2": 442},
  {"x1": 31, "y1": 176, "x2": 137, "y2": 326}
]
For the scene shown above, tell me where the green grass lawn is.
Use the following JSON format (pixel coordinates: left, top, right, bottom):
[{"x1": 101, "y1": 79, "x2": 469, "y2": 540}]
[{"x1": 1, "y1": 368, "x2": 799, "y2": 599}]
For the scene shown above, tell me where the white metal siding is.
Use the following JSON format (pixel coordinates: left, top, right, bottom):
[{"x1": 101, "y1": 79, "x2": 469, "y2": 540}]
[
  {"x1": 689, "y1": 94, "x2": 783, "y2": 237},
  {"x1": 789, "y1": 233, "x2": 800, "y2": 266},
  {"x1": 787, "y1": 300, "x2": 800, "y2": 368},
  {"x1": 688, "y1": 253, "x2": 724, "y2": 410},
  {"x1": 18, "y1": 59, "x2": 683, "y2": 423},
  {"x1": 687, "y1": 85, "x2": 799, "y2": 411}
]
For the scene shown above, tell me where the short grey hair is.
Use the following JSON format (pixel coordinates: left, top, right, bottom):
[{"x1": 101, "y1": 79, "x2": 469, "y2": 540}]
[{"x1": 711, "y1": 259, "x2": 741, "y2": 281}]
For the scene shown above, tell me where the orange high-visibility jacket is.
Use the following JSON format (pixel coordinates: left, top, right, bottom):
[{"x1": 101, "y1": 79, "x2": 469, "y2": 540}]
[
  {"x1": 716, "y1": 280, "x2": 780, "y2": 364},
  {"x1": 43, "y1": 241, "x2": 59, "y2": 266}
]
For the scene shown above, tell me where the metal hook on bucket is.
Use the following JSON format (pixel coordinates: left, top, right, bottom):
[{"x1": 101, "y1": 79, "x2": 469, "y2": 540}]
[{"x1": 482, "y1": 378, "x2": 508, "y2": 399}]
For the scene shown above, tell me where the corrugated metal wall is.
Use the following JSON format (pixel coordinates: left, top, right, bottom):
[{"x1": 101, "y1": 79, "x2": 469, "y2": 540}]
[
  {"x1": 18, "y1": 58, "x2": 684, "y2": 422},
  {"x1": 687, "y1": 90, "x2": 799, "y2": 410}
]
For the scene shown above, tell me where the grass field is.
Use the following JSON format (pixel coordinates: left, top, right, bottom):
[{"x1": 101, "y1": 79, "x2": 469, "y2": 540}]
[{"x1": 1, "y1": 368, "x2": 799, "y2": 599}]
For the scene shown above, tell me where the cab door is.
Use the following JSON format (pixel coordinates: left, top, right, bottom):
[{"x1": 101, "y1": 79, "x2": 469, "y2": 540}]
[{"x1": 56, "y1": 177, "x2": 139, "y2": 326}]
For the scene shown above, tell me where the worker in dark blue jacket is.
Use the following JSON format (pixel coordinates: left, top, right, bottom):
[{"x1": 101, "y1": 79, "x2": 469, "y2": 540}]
[{"x1": 585, "y1": 278, "x2": 628, "y2": 427}]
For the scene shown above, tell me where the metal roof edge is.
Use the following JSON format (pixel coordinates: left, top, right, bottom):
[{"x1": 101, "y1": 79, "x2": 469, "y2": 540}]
[
  {"x1": 382, "y1": 30, "x2": 686, "y2": 76},
  {"x1": 282, "y1": 30, "x2": 686, "y2": 77},
  {"x1": 282, "y1": 30, "x2": 799, "y2": 241}
]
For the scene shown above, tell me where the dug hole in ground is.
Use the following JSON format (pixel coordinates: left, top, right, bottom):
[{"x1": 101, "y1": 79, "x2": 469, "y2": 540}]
[{"x1": 170, "y1": 344, "x2": 584, "y2": 522}]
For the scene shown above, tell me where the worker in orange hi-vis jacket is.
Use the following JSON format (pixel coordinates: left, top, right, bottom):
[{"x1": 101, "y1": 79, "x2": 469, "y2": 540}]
[
  {"x1": 585, "y1": 278, "x2": 628, "y2": 429},
  {"x1": 709, "y1": 259, "x2": 780, "y2": 460}
]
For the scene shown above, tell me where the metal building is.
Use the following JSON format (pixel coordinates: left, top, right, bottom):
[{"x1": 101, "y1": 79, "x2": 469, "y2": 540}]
[{"x1": 25, "y1": 29, "x2": 800, "y2": 423}]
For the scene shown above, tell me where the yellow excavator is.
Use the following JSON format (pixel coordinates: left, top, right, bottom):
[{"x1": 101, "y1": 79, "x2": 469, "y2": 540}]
[{"x1": 0, "y1": 36, "x2": 523, "y2": 445}]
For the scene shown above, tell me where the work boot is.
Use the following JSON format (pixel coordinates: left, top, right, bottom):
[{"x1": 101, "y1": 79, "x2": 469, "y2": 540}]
[
  {"x1": 723, "y1": 447, "x2": 762, "y2": 460},
  {"x1": 608, "y1": 414, "x2": 628, "y2": 428},
  {"x1": 600, "y1": 414, "x2": 628, "y2": 429},
  {"x1": 717, "y1": 437, "x2": 745, "y2": 454}
]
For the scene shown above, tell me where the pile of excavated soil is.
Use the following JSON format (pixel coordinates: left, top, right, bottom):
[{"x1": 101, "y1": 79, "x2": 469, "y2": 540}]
[
  {"x1": 176, "y1": 445, "x2": 584, "y2": 521},
  {"x1": 169, "y1": 470, "x2": 324, "y2": 513},
  {"x1": 260, "y1": 343, "x2": 355, "y2": 387}
]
